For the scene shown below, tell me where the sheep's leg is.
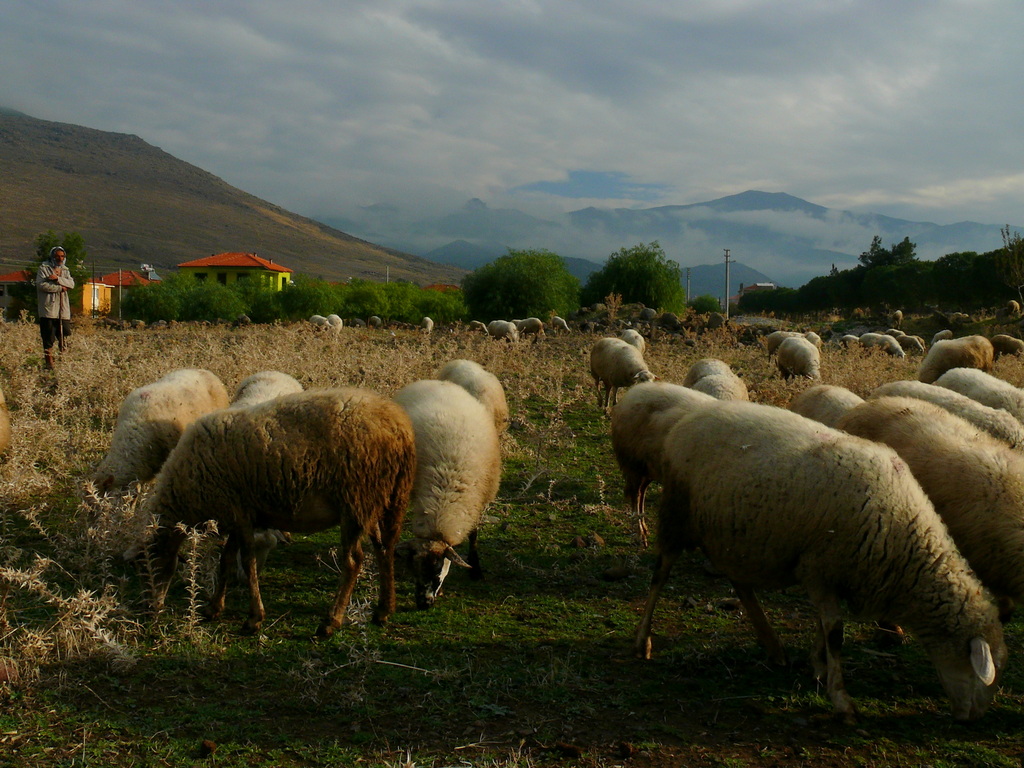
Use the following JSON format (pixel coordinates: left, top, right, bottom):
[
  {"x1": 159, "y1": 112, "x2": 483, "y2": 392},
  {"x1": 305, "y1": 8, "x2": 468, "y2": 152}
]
[
  {"x1": 810, "y1": 592, "x2": 857, "y2": 724},
  {"x1": 238, "y1": 533, "x2": 266, "y2": 635},
  {"x1": 319, "y1": 523, "x2": 365, "y2": 637},
  {"x1": 466, "y1": 529, "x2": 483, "y2": 580},
  {"x1": 632, "y1": 475, "x2": 652, "y2": 548},
  {"x1": 205, "y1": 534, "x2": 239, "y2": 621},
  {"x1": 731, "y1": 582, "x2": 787, "y2": 666},
  {"x1": 369, "y1": 512, "x2": 402, "y2": 625},
  {"x1": 634, "y1": 547, "x2": 680, "y2": 659},
  {"x1": 148, "y1": 525, "x2": 188, "y2": 611}
]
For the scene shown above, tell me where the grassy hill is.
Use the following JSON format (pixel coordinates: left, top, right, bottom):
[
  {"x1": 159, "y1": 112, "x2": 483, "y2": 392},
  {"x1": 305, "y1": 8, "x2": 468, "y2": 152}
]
[{"x1": 0, "y1": 108, "x2": 465, "y2": 284}]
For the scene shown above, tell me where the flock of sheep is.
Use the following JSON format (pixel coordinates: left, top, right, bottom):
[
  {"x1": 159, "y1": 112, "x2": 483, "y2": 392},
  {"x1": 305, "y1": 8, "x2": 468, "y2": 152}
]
[
  {"x1": 6, "y1": 311, "x2": 1024, "y2": 727},
  {"x1": 582, "y1": 321, "x2": 1024, "y2": 723}
]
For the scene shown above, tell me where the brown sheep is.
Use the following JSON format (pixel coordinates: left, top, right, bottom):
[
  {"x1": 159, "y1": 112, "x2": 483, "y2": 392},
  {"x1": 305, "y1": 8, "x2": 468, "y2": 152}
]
[{"x1": 917, "y1": 336, "x2": 995, "y2": 384}]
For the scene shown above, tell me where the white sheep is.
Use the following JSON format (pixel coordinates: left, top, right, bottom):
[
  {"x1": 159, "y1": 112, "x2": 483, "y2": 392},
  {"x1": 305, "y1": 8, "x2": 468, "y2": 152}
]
[
  {"x1": 433, "y1": 358, "x2": 509, "y2": 434},
  {"x1": 514, "y1": 317, "x2": 546, "y2": 341},
  {"x1": 618, "y1": 328, "x2": 646, "y2": 355},
  {"x1": 896, "y1": 334, "x2": 926, "y2": 354},
  {"x1": 589, "y1": 337, "x2": 657, "y2": 409},
  {"x1": 468, "y1": 320, "x2": 487, "y2": 333},
  {"x1": 932, "y1": 329, "x2": 954, "y2": 345},
  {"x1": 891, "y1": 309, "x2": 904, "y2": 328},
  {"x1": 92, "y1": 368, "x2": 230, "y2": 492},
  {"x1": 230, "y1": 371, "x2": 303, "y2": 409},
  {"x1": 551, "y1": 316, "x2": 571, "y2": 333},
  {"x1": 934, "y1": 367, "x2": 1024, "y2": 424},
  {"x1": 775, "y1": 336, "x2": 821, "y2": 380},
  {"x1": 858, "y1": 332, "x2": 906, "y2": 358},
  {"x1": 309, "y1": 314, "x2": 329, "y2": 328},
  {"x1": 839, "y1": 334, "x2": 860, "y2": 348},
  {"x1": 393, "y1": 380, "x2": 501, "y2": 609},
  {"x1": 420, "y1": 316, "x2": 434, "y2": 333},
  {"x1": 326, "y1": 314, "x2": 344, "y2": 330},
  {"x1": 145, "y1": 388, "x2": 417, "y2": 636},
  {"x1": 870, "y1": 379, "x2": 1024, "y2": 449},
  {"x1": 838, "y1": 396, "x2": 1024, "y2": 620},
  {"x1": 368, "y1": 315, "x2": 383, "y2": 328},
  {"x1": 990, "y1": 334, "x2": 1024, "y2": 359},
  {"x1": 486, "y1": 320, "x2": 519, "y2": 342},
  {"x1": 610, "y1": 382, "x2": 716, "y2": 546},
  {"x1": 918, "y1": 335, "x2": 995, "y2": 384},
  {"x1": 764, "y1": 330, "x2": 801, "y2": 357},
  {"x1": 636, "y1": 399, "x2": 1005, "y2": 722},
  {"x1": 787, "y1": 384, "x2": 864, "y2": 428},
  {"x1": 681, "y1": 358, "x2": 748, "y2": 401}
]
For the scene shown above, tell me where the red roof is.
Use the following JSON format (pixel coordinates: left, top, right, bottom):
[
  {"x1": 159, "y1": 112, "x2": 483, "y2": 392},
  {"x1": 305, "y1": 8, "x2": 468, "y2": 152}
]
[
  {"x1": 101, "y1": 270, "x2": 154, "y2": 288},
  {"x1": 177, "y1": 252, "x2": 293, "y2": 273},
  {"x1": 0, "y1": 269, "x2": 33, "y2": 283}
]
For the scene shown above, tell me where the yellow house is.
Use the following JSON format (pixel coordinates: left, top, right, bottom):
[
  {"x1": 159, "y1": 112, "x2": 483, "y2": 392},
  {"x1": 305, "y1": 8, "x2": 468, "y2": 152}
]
[{"x1": 177, "y1": 252, "x2": 294, "y2": 290}]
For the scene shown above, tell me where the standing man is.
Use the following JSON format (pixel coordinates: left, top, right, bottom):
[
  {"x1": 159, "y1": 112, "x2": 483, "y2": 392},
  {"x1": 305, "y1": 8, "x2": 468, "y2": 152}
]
[{"x1": 36, "y1": 245, "x2": 75, "y2": 370}]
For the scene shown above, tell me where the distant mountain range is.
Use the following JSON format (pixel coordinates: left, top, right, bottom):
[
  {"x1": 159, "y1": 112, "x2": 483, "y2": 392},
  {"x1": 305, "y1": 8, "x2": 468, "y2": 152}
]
[
  {"x1": 0, "y1": 107, "x2": 463, "y2": 284},
  {"x1": 326, "y1": 190, "x2": 1016, "y2": 289}
]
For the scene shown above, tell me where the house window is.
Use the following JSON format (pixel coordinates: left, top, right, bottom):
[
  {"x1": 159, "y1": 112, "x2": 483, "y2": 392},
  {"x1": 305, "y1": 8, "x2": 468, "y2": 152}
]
[
  {"x1": 195, "y1": 273, "x2": 207, "y2": 281},
  {"x1": 217, "y1": 273, "x2": 227, "y2": 285},
  {"x1": 0, "y1": 286, "x2": 5, "y2": 296}
]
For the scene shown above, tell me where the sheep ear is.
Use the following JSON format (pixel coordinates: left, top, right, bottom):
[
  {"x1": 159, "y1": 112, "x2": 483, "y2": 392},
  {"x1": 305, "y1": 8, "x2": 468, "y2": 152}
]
[
  {"x1": 443, "y1": 545, "x2": 471, "y2": 569},
  {"x1": 970, "y1": 637, "x2": 997, "y2": 686}
]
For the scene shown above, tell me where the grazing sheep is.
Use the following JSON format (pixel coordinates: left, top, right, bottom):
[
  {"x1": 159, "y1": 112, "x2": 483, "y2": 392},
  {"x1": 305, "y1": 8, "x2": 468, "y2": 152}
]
[
  {"x1": 146, "y1": 388, "x2": 416, "y2": 636},
  {"x1": 551, "y1": 316, "x2": 571, "y2": 333},
  {"x1": 590, "y1": 337, "x2": 657, "y2": 409},
  {"x1": 486, "y1": 320, "x2": 519, "y2": 342},
  {"x1": 870, "y1": 380, "x2": 1024, "y2": 449},
  {"x1": 932, "y1": 329, "x2": 954, "y2": 345},
  {"x1": 92, "y1": 369, "x2": 230, "y2": 492},
  {"x1": 309, "y1": 314, "x2": 329, "y2": 328},
  {"x1": 393, "y1": 380, "x2": 501, "y2": 609},
  {"x1": 764, "y1": 330, "x2": 801, "y2": 357},
  {"x1": 839, "y1": 334, "x2": 860, "y2": 348},
  {"x1": 788, "y1": 384, "x2": 864, "y2": 428},
  {"x1": 0, "y1": 385, "x2": 9, "y2": 456},
  {"x1": 326, "y1": 314, "x2": 343, "y2": 330},
  {"x1": 619, "y1": 329, "x2": 646, "y2": 354},
  {"x1": 1008, "y1": 300, "x2": 1021, "y2": 316},
  {"x1": 420, "y1": 316, "x2": 434, "y2": 333},
  {"x1": 858, "y1": 332, "x2": 906, "y2": 358},
  {"x1": 775, "y1": 336, "x2": 821, "y2": 380},
  {"x1": 610, "y1": 382, "x2": 716, "y2": 547},
  {"x1": 682, "y1": 359, "x2": 748, "y2": 401},
  {"x1": 991, "y1": 334, "x2": 1024, "y2": 359},
  {"x1": 368, "y1": 315, "x2": 383, "y2": 328},
  {"x1": 838, "y1": 396, "x2": 1024, "y2": 620},
  {"x1": 896, "y1": 335, "x2": 927, "y2": 354},
  {"x1": 514, "y1": 317, "x2": 546, "y2": 341},
  {"x1": 230, "y1": 371, "x2": 303, "y2": 409},
  {"x1": 891, "y1": 309, "x2": 904, "y2": 329},
  {"x1": 636, "y1": 399, "x2": 1005, "y2": 722},
  {"x1": 917, "y1": 335, "x2": 995, "y2": 384},
  {"x1": 433, "y1": 359, "x2": 509, "y2": 434},
  {"x1": 468, "y1": 320, "x2": 487, "y2": 333},
  {"x1": 934, "y1": 367, "x2": 1024, "y2": 424}
]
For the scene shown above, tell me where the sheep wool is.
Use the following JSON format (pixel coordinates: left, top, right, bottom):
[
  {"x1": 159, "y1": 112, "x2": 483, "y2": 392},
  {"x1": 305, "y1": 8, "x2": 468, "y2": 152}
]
[
  {"x1": 394, "y1": 379, "x2": 501, "y2": 609},
  {"x1": 486, "y1": 320, "x2": 519, "y2": 342},
  {"x1": 788, "y1": 384, "x2": 864, "y2": 428},
  {"x1": 230, "y1": 370, "x2": 303, "y2": 409},
  {"x1": 775, "y1": 336, "x2": 821, "y2": 380},
  {"x1": 92, "y1": 368, "x2": 230, "y2": 492},
  {"x1": 918, "y1": 336, "x2": 995, "y2": 383},
  {"x1": 146, "y1": 387, "x2": 416, "y2": 636},
  {"x1": 932, "y1": 329, "x2": 954, "y2": 345},
  {"x1": 610, "y1": 382, "x2": 717, "y2": 546},
  {"x1": 858, "y1": 333, "x2": 906, "y2": 358},
  {"x1": 590, "y1": 337, "x2": 657, "y2": 409},
  {"x1": 838, "y1": 396, "x2": 1024, "y2": 619},
  {"x1": 990, "y1": 334, "x2": 1024, "y2": 359},
  {"x1": 870, "y1": 379, "x2": 1024, "y2": 449},
  {"x1": 763, "y1": 330, "x2": 802, "y2": 357},
  {"x1": 637, "y1": 399, "x2": 1005, "y2": 722},
  {"x1": 934, "y1": 367, "x2": 1024, "y2": 424},
  {"x1": 618, "y1": 329, "x2": 646, "y2": 354},
  {"x1": 434, "y1": 359, "x2": 509, "y2": 434},
  {"x1": 681, "y1": 358, "x2": 732, "y2": 387}
]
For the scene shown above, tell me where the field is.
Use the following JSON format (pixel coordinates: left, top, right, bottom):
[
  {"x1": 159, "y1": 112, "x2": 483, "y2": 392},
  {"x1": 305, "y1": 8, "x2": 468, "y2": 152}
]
[{"x1": 1, "y1": 316, "x2": 1024, "y2": 767}]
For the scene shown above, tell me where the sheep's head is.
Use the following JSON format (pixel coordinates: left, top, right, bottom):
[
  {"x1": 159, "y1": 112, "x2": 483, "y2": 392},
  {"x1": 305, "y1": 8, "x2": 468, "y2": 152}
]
[
  {"x1": 634, "y1": 370, "x2": 657, "y2": 384},
  {"x1": 396, "y1": 539, "x2": 470, "y2": 609}
]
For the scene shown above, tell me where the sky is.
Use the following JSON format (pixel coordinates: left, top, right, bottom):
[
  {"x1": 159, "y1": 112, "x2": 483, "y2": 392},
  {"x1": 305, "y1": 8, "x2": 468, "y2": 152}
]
[{"x1": 4, "y1": 1, "x2": 1024, "y2": 260}]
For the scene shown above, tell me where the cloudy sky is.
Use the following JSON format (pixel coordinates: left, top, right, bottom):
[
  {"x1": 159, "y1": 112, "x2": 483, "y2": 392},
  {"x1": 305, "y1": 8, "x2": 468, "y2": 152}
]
[{"x1": 4, "y1": 1, "x2": 1024, "y2": 241}]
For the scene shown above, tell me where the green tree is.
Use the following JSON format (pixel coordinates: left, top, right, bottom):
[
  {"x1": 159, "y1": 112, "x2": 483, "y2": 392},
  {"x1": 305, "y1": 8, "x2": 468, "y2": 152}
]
[
  {"x1": 581, "y1": 242, "x2": 684, "y2": 312},
  {"x1": 121, "y1": 278, "x2": 183, "y2": 322},
  {"x1": 858, "y1": 235, "x2": 917, "y2": 268},
  {"x1": 461, "y1": 249, "x2": 579, "y2": 320},
  {"x1": 688, "y1": 294, "x2": 722, "y2": 314},
  {"x1": 997, "y1": 226, "x2": 1024, "y2": 305},
  {"x1": 275, "y1": 275, "x2": 337, "y2": 320}
]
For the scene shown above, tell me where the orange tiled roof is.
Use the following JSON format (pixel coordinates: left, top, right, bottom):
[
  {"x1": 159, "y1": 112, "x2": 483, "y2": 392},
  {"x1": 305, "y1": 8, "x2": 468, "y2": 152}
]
[
  {"x1": 0, "y1": 269, "x2": 33, "y2": 283},
  {"x1": 100, "y1": 270, "x2": 153, "y2": 288},
  {"x1": 177, "y1": 252, "x2": 293, "y2": 273}
]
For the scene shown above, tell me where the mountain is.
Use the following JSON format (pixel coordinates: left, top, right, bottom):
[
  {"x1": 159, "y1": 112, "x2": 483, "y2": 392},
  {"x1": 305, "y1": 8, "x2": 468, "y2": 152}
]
[
  {"x1": 0, "y1": 109, "x2": 463, "y2": 284},
  {"x1": 330, "y1": 190, "x2": 1016, "y2": 288},
  {"x1": 424, "y1": 239, "x2": 602, "y2": 283}
]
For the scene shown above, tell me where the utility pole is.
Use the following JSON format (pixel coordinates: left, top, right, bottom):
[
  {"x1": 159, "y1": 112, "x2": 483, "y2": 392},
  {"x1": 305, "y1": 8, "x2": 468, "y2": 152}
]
[
  {"x1": 723, "y1": 249, "x2": 732, "y2": 319},
  {"x1": 685, "y1": 267, "x2": 691, "y2": 304}
]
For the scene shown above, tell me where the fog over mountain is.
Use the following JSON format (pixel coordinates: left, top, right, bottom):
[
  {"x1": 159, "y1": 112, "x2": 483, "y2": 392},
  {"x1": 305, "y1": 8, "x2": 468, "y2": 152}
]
[{"x1": 325, "y1": 190, "x2": 1013, "y2": 289}]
